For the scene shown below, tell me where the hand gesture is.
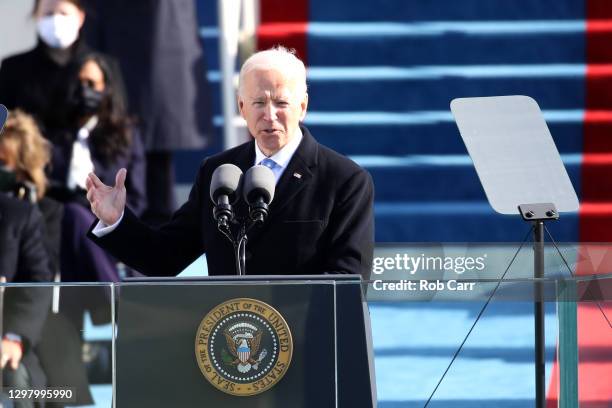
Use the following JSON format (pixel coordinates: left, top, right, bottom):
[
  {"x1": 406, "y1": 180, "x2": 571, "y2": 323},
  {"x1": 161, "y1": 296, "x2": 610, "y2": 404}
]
[
  {"x1": 86, "y1": 168, "x2": 127, "y2": 225},
  {"x1": 1, "y1": 339, "x2": 22, "y2": 370}
]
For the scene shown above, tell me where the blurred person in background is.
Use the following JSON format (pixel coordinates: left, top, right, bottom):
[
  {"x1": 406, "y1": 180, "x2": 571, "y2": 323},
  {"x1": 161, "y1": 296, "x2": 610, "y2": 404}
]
[
  {"x1": 0, "y1": 0, "x2": 125, "y2": 137},
  {"x1": 47, "y1": 53, "x2": 146, "y2": 219},
  {"x1": 0, "y1": 0, "x2": 88, "y2": 133},
  {"x1": 0, "y1": 110, "x2": 62, "y2": 275},
  {"x1": 0, "y1": 110, "x2": 94, "y2": 406},
  {"x1": 0, "y1": 110, "x2": 54, "y2": 407},
  {"x1": 82, "y1": 0, "x2": 214, "y2": 225},
  {"x1": 45, "y1": 52, "x2": 146, "y2": 287}
]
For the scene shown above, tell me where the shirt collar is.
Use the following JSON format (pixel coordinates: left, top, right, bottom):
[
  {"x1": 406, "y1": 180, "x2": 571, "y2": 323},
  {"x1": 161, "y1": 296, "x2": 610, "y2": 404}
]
[{"x1": 254, "y1": 127, "x2": 303, "y2": 168}]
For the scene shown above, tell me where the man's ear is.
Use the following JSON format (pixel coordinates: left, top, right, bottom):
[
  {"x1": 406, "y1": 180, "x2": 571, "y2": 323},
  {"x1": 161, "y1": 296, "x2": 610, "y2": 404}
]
[
  {"x1": 237, "y1": 95, "x2": 245, "y2": 118},
  {"x1": 77, "y1": 9, "x2": 86, "y2": 28},
  {"x1": 299, "y1": 93, "x2": 309, "y2": 121}
]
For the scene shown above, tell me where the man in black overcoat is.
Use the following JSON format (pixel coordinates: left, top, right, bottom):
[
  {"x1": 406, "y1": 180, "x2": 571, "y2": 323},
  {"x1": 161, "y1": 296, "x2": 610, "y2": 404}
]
[{"x1": 86, "y1": 47, "x2": 374, "y2": 278}]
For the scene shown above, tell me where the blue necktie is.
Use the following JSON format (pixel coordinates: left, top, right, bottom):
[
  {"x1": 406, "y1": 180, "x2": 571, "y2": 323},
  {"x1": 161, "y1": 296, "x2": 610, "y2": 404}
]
[{"x1": 260, "y1": 158, "x2": 281, "y2": 183}]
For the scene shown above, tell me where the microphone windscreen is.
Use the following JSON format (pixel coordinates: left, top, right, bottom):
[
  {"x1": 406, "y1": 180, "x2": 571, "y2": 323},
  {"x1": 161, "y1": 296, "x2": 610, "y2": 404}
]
[
  {"x1": 210, "y1": 163, "x2": 243, "y2": 203},
  {"x1": 243, "y1": 165, "x2": 276, "y2": 204}
]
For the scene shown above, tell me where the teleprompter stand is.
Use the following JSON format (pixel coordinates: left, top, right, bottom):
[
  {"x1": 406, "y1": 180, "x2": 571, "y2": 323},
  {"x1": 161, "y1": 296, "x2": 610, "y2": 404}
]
[
  {"x1": 519, "y1": 203, "x2": 560, "y2": 407},
  {"x1": 451, "y1": 96, "x2": 580, "y2": 408}
]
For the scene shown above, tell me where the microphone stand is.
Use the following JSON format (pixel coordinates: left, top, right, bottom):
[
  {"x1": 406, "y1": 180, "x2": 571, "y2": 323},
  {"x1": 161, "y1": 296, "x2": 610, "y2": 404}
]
[
  {"x1": 215, "y1": 215, "x2": 243, "y2": 276},
  {"x1": 237, "y1": 225, "x2": 247, "y2": 276},
  {"x1": 216, "y1": 209, "x2": 266, "y2": 276}
]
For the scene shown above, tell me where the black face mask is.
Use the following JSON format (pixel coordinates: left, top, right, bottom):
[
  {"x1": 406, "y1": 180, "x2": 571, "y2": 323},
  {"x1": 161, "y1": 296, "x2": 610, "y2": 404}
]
[{"x1": 74, "y1": 83, "x2": 105, "y2": 117}]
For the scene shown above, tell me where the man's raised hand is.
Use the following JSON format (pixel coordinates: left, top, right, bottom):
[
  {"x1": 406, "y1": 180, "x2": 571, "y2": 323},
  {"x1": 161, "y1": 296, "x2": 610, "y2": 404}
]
[{"x1": 86, "y1": 168, "x2": 127, "y2": 225}]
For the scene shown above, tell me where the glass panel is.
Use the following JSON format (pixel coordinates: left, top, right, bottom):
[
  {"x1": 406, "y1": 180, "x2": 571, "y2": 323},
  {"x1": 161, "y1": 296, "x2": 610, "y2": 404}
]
[
  {"x1": 113, "y1": 280, "x2": 337, "y2": 408},
  {"x1": 6, "y1": 244, "x2": 609, "y2": 407},
  {"x1": 354, "y1": 243, "x2": 612, "y2": 407},
  {"x1": 0, "y1": 283, "x2": 113, "y2": 407}
]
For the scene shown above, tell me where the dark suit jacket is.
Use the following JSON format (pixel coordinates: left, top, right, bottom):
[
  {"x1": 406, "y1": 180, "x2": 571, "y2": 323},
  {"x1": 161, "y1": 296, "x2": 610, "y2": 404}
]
[
  {"x1": 0, "y1": 193, "x2": 52, "y2": 387},
  {"x1": 89, "y1": 127, "x2": 374, "y2": 278}
]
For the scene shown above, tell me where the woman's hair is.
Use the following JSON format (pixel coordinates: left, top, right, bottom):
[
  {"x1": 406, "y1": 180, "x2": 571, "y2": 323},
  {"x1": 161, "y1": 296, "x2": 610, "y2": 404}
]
[
  {"x1": 32, "y1": 0, "x2": 84, "y2": 16},
  {"x1": 0, "y1": 110, "x2": 51, "y2": 199},
  {"x1": 66, "y1": 53, "x2": 133, "y2": 162}
]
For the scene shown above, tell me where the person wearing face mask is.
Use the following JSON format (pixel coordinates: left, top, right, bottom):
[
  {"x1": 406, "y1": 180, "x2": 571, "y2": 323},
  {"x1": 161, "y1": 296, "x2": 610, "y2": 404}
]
[
  {"x1": 0, "y1": 0, "x2": 123, "y2": 136},
  {"x1": 46, "y1": 53, "x2": 146, "y2": 285},
  {"x1": 47, "y1": 53, "x2": 146, "y2": 215},
  {"x1": 34, "y1": 56, "x2": 144, "y2": 397}
]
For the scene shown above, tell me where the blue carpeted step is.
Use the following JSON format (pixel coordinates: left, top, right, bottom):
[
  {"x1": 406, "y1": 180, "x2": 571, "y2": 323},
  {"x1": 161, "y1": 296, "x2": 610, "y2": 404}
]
[
  {"x1": 309, "y1": 0, "x2": 583, "y2": 22},
  {"x1": 358, "y1": 155, "x2": 581, "y2": 202},
  {"x1": 304, "y1": 121, "x2": 583, "y2": 156},
  {"x1": 173, "y1": 152, "x2": 582, "y2": 203},
  {"x1": 307, "y1": 28, "x2": 584, "y2": 66},
  {"x1": 196, "y1": 0, "x2": 218, "y2": 28},
  {"x1": 195, "y1": 0, "x2": 220, "y2": 69},
  {"x1": 374, "y1": 201, "x2": 579, "y2": 242},
  {"x1": 306, "y1": 74, "x2": 584, "y2": 112},
  {"x1": 197, "y1": 120, "x2": 583, "y2": 158},
  {"x1": 206, "y1": 72, "x2": 585, "y2": 116},
  {"x1": 196, "y1": 115, "x2": 583, "y2": 158},
  {"x1": 201, "y1": 35, "x2": 220, "y2": 72}
]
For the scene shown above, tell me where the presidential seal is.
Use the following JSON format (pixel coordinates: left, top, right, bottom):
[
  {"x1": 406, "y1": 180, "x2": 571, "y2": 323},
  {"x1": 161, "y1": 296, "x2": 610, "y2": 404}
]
[{"x1": 195, "y1": 298, "x2": 293, "y2": 396}]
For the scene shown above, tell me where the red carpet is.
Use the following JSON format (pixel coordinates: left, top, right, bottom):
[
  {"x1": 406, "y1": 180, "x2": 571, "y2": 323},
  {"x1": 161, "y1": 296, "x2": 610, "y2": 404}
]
[
  {"x1": 258, "y1": 0, "x2": 308, "y2": 61},
  {"x1": 553, "y1": 0, "x2": 612, "y2": 405}
]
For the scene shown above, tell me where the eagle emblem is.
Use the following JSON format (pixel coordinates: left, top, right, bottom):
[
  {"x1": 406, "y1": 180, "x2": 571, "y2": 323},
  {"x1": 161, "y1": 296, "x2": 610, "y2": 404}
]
[
  {"x1": 195, "y1": 298, "x2": 293, "y2": 396},
  {"x1": 223, "y1": 322, "x2": 268, "y2": 373}
]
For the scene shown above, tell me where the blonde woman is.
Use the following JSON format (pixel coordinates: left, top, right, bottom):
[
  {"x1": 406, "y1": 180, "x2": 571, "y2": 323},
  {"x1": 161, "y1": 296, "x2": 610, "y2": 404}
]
[{"x1": 0, "y1": 109, "x2": 62, "y2": 273}]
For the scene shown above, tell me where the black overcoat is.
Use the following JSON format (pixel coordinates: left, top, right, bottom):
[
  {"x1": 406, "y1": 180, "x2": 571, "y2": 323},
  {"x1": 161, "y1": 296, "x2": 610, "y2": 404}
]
[{"x1": 0, "y1": 41, "x2": 91, "y2": 132}]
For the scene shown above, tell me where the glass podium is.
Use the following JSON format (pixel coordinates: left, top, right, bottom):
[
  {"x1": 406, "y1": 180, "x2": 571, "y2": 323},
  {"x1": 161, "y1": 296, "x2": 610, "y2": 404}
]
[{"x1": 1, "y1": 243, "x2": 611, "y2": 407}]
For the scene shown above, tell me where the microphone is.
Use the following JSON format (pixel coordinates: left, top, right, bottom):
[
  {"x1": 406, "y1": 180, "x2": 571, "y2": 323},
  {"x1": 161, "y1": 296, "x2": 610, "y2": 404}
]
[
  {"x1": 210, "y1": 164, "x2": 243, "y2": 227},
  {"x1": 243, "y1": 165, "x2": 275, "y2": 223}
]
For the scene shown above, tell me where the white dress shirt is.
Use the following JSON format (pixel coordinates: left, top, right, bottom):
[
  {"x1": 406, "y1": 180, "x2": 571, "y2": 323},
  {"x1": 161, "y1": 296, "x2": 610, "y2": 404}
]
[{"x1": 67, "y1": 116, "x2": 98, "y2": 191}]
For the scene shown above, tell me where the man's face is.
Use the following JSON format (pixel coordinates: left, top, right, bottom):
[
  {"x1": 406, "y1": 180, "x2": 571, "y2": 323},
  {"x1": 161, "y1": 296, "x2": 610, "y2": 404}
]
[{"x1": 238, "y1": 68, "x2": 308, "y2": 156}]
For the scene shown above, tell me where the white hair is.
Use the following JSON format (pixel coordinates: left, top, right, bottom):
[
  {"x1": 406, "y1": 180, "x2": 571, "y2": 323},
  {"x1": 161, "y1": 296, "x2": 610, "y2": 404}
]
[{"x1": 238, "y1": 46, "x2": 307, "y2": 97}]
